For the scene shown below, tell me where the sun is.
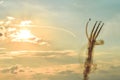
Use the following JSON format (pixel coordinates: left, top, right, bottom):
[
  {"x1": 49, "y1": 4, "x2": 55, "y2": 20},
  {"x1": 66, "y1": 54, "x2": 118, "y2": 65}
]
[
  {"x1": 9, "y1": 29, "x2": 35, "y2": 41},
  {"x1": 16, "y1": 20, "x2": 33, "y2": 39},
  {"x1": 17, "y1": 29, "x2": 34, "y2": 40}
]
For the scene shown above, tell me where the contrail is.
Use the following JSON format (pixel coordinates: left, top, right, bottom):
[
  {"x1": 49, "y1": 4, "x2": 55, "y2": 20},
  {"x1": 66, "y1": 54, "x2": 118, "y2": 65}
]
[
  {"x1": 12, "y1": 25, "x2": 77, "y2": 38},
  {"x1": 39, "y1": 26, "x2": 77, "y2": 38}
]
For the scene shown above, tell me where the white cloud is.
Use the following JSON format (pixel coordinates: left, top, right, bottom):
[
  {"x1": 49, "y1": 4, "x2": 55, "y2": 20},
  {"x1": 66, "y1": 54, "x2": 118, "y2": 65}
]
[{"x1": 0, "y1": 17, "x2": 51, "y2": 47}]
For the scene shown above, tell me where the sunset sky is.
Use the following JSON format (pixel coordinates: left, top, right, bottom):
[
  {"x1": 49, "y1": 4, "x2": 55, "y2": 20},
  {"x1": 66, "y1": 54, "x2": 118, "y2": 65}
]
[
  {"x1": 0, "y1": 0, "x2": 120, "y2": 80},
  {"x1": 0, "y1": 0, "x2": 120, "y2": 50}
]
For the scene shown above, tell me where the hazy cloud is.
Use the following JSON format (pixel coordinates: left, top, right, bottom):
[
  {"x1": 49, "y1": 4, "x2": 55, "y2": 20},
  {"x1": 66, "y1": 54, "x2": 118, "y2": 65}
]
[
  {"x1": 0, "y1": 0, "x2": 6, "y2": 7},
  {"x1": 0, "y1": 63, "x2": 82, "y2": 80},
  {"x1": 0, "y1": 0, "x2": 4, "y2": 5},
  {"x1": 0, "y1": 50, "x2": 77, "y2": 58},
  {"x1": 0, "y1": 64, "x2": 30, "y2": 74}
]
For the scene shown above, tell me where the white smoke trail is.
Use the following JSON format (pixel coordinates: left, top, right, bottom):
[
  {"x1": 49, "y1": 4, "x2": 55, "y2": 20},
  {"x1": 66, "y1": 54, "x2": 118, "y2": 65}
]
[
  {"x1": 40, "y1": 26, "x2": 77, "y2": 38},
  {"x1": 21, "y1": 25, "x2": 77, "y2": 38},
  {"x1": 12, "y1": 25, "x2": 77, "y2": 38}
]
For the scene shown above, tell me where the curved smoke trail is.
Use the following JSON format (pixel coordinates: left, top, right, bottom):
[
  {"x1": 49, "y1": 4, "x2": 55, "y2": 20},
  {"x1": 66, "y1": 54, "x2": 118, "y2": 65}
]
[
  {"x1": 38, "y1": 26, "x2": 77, "y2": 38},
  {"x1": 15, "y1": 25, "x2": 77, "y2": 38}
]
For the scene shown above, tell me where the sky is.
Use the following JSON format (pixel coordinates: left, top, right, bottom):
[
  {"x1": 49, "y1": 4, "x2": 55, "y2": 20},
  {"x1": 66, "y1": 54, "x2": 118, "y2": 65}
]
[
  {"x1": 0, "y1": 0, "x2": 120, "y2": 50},
  {"x1": 0, "y1": 0, "x2": 120, "y2": 80}
]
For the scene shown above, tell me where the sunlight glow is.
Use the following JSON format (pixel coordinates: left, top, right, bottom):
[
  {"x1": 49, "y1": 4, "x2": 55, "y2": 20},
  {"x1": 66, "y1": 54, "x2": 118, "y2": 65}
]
[{"x1": 17, "y1": 29, "x2": 33, "y2": 39}]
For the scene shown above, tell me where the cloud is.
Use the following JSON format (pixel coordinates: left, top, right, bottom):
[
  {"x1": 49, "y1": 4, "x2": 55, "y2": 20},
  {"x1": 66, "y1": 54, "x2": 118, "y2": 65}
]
[
  {"x1": 0, "y1": 50, "x2": 77, "y2": 58},
  {"x1": 0, "y1": 0, "x2": 6, "y2": 7},
  {"x1": 31, "y1": 64, "x2": 83, "y2": 80},
  {"x1": 88, "y1": 60, "x2": 120, "y2": 80},
  {"x1": 0, "y1": 17, "x2": 50, "y2": 47},
  {"x1": 0, "y1": 63, "x2": 81, "y2": 74},
  {"x1": 0, "y1": 0, "x2": 4, "y2": 5},
  {"x1": 0, "y1": 50, "x2": 78, "y2": 66},
  {"x1": 0, "y1": 59, "x2": 120, "y2": 80},
  {"x1": 97, "y1": 60, "x2": 120, "y2": 68},
  {"x1": 0, "y1": 64, "x2": 29, "y2": 74},
  {"x1": 0, "y1": 65, "x2": 35, "y2": 79},
  {"x1": 0, "y1": 63, "x2": 82, "y2": 80}
]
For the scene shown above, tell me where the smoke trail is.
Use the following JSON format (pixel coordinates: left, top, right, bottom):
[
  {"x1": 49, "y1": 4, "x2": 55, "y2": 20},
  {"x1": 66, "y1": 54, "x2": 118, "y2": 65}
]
[
  {"x1": 13, "y1": 25, "x2": 77, "y2": 38},
  {"x1": 2, "y1": 17, "x2": 77, "y2": 38},
  {"x1": 39, "y1": 26, "x2": 77, "y2": 38}
]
